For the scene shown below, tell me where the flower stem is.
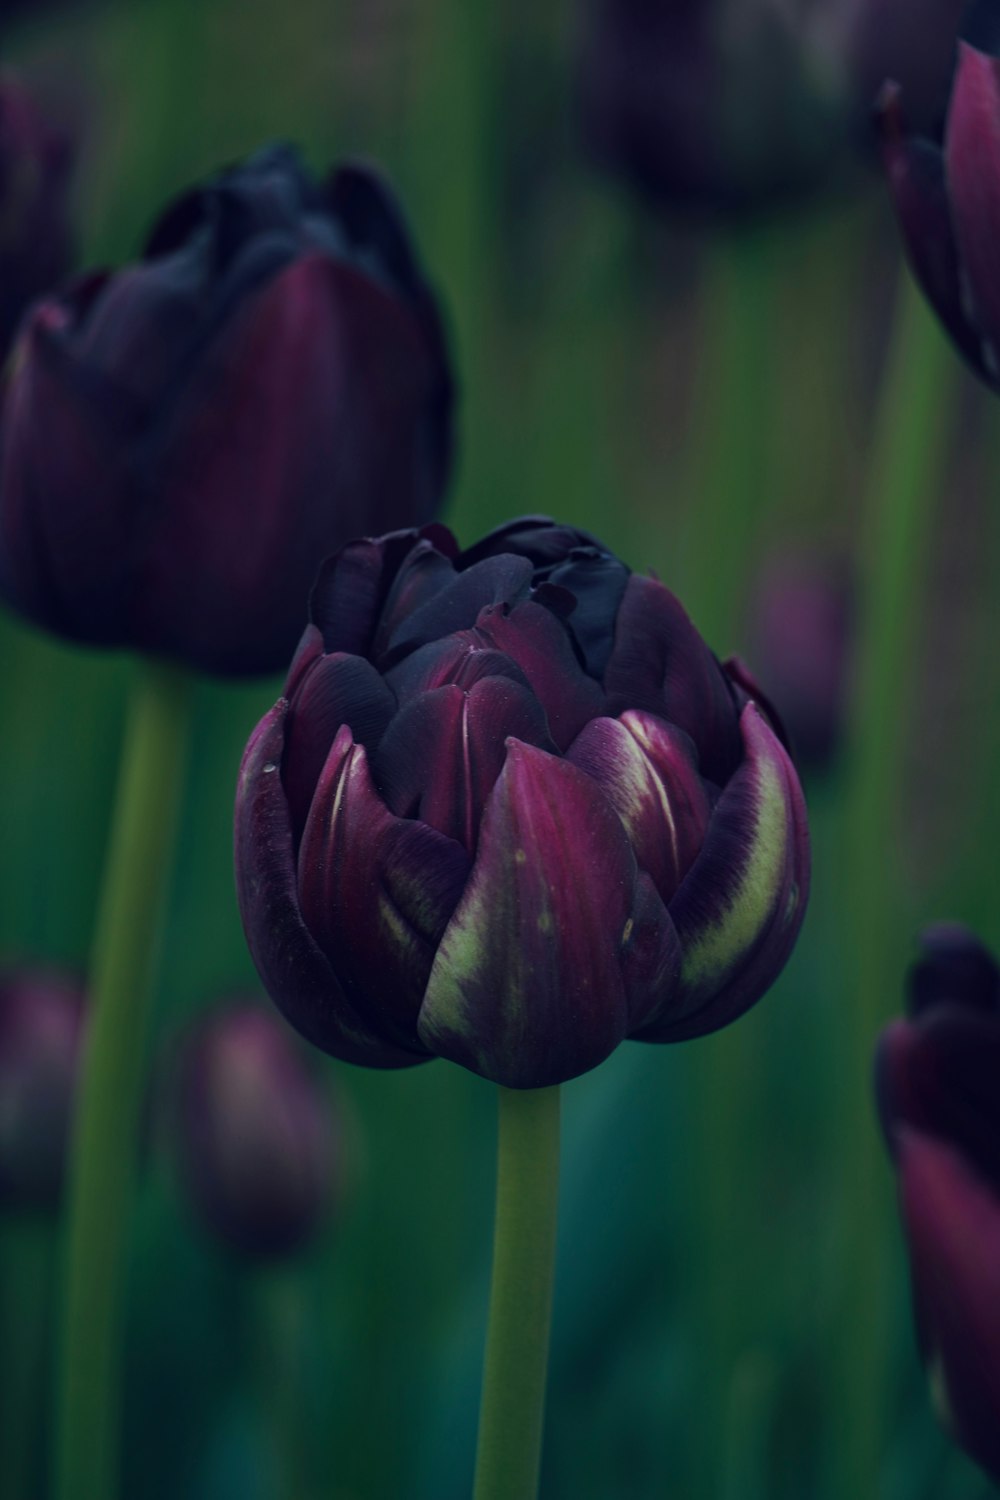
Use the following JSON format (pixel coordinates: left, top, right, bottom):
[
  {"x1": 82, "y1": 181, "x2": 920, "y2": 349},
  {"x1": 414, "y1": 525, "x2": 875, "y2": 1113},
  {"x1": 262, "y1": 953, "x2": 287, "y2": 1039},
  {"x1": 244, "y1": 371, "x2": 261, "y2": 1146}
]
[
  {"x1": 54, "y1": 658, "x2": 193, "y2": 1500},
  {"x1": 473, "y1": 1085, "x2": 560, "y2": 1500},
  {"x1": 0, "y1": 1218, "x2": 55, "y2": 1500},
  {"x1": 831, "y1": 271, "x2": 957, "y2": 1497}
]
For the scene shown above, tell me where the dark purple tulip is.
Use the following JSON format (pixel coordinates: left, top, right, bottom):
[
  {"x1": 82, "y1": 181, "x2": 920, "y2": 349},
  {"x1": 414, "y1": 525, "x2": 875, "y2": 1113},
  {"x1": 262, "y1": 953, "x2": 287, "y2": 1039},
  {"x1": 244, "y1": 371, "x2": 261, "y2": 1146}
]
[
  {"x1": 743, "y1": 551, "x2": 852, "y2": 771},
  {"x1": 0, "y1": 145, "x2": 453, "y2": 676},
  {"x1": 0, "y1": 969, "x2": 84, "y2": 1214},
  {"x1": 234, "y1": 518, "x2": 810, "y2": 1089},
  {"x1": 169, "y1": 1002, "x2": 340, "y2": 1259},
  {"x1": 879, "y1": 16, "x2": 1000, "y2": 390},
  {"x1": 0, "y1": 75, "x2": 74, "y2": 360},
  {"x1": 875, "y1": 924, "x2": 1000, "y2": 1484}
]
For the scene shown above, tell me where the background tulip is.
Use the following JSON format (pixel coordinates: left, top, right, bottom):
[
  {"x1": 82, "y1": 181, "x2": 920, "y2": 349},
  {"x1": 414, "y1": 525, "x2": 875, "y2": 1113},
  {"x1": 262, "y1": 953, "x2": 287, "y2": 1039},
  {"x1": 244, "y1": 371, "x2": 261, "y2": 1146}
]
[
  {"x1": 0, "y1": 968, "x2": 83, "y2": 1214},
  {"x1": 875, "y1": 925, "x2": 1000, "y2": 1486},
  {"x1": 235, "y1": 517, "x2": 810, "y2": 1089},
  {"x1": 167, "y1": 1002, "x2": 340, "y2": 1259},
  {"x1": 0, "y1": 145, "x2": 453, "y2": 675}
]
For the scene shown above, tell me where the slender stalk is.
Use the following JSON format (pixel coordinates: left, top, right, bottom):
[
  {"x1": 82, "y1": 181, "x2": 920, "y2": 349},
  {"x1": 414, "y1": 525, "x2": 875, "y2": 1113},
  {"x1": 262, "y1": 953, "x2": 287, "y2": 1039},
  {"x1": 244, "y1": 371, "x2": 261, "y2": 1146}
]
[
  {"x1": 54, "y1": 659, "x2": 193, "y2": 1500},
  {"x1": 473, "y1": 1085, "x2": 561, "y2": 1500},
  {"x1": 830, "y1": 272, "x2": 957, "y2": 1498}
]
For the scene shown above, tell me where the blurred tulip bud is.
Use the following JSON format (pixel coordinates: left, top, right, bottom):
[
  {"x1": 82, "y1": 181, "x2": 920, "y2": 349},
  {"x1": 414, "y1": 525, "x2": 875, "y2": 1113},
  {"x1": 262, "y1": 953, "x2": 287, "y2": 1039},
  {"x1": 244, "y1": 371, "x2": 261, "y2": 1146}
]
[
  {"x1": 169, "y1": 1003, "x2": 340, "y2": 1259},
  {"x1": 0, "y1": 75, "x2": 74, "y2": 360},
  {"x1": 743, "y1": 551, "x2": 852, "y2": 771},
  {"x1": 879, "y1": 10, "x2": 1000, "y2": 390},
  {"x1": 578, "y1": 0, "x2": 969, "y2": 217},
  {"x1": 0, "y1": 145, "x2": 453, "y2": 675},
  {"x1": 235, "y1": 517, "x2": 810, "y2": 1089},
  {"x1": 0, "y1": 969, "x2": 83, "y2": 1214},
  {"x1": 875, "y1": 924, "x2": 1000, "y2": 1484}
]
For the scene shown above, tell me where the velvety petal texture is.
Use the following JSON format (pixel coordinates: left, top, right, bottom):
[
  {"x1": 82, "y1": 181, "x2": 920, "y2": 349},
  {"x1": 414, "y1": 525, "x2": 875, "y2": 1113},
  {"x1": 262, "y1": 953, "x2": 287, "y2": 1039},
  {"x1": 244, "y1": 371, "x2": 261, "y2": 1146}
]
[
  {"x1": 875, "y1": 924, "x2": 1000, "y2": 1486},
  {"x1": 235, "y1": 516, "x2": 809, "y2": 1087},
  {"x1": 0, "y1": 146, "x2": 453, "y2": 675}
]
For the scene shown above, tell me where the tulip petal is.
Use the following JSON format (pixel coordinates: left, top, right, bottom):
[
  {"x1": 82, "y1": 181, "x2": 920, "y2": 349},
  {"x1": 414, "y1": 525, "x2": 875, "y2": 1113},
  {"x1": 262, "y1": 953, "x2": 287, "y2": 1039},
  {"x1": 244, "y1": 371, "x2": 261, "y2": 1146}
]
[
  {"x1": 878, "y1": 84, "x2": 986, "y2": 379},
  {"x1": 946, "y1": 44, "x2": 1000, "y2": 380},
  {"x1": 638, "y1": 703, "x2": 809, "y2": 1041},
  {"x1": 234, "y1": 702, "x2": 421, "y2": 1067},
  {"x1": 309, "y1": 525, "x2": 457, "y2": 657},
  {"x1": 297, "y1": 724, "x2": 469, "y2": 1041},
  {"x1": 282, "y1": 651, "x2": 396, "y2": 844},
  {"x1": 474, "y1": 599, "x2": 606, "y2": 749},
  {"x1": 418, "y1": 741, "x2": 673, "y2": 1087},
  {"x1": 380, "y1": 553, "x2": 535, "y2": 665},
  {"x1": 567, "y1": 710, "x2": 710, "y2": 904},
  {"x1": 897, "y1": 1130, "x2": 1000, "y2": 1484},
  {"x1": 457, "y1": 515, "x2": 604, "y2": 571},
  {"x1": 545, "y1": 548, "x2": 631, "y2": 679},
  {"x1": 373, "y1": 678, "x2": 555, "y2": 850},
  {"x1": 604, "y1": 573, "x2": 740, "y2": 782},
  {"x1": 385, "y1": 634, "x2": 532, "y2": 701}
]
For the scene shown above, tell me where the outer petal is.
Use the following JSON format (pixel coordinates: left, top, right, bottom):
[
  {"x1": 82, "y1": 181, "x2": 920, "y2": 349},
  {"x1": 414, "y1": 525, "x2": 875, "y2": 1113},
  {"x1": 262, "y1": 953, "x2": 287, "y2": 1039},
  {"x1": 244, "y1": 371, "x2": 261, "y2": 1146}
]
[
  {"x1": 638, "y1": 703, "x2": 809, "y2": 1041},
  {"x1": 603, "y1": 573, "x2": 740, "y2": 783},
  {"x1": 567, "y1": 710, "x2": 710, "y2": 904},
  {"x1": 473, "y1": 599, "x2": 606, "y2": 749},
  {"x1": 946, "y1": 44, "x2": 1000, "y2": 379},
  {"x1": 234, "y1": 702, "x2": 421, "y2": 1067},
  {"x1": 896, "y1": 1129, "x2": 1000, "y2": 1485},
  {"x1": 297, "y1": 725, "x2": 469, "y2": 1042},
  {"x1": 417, "y1": 741, "x2": 676, "y2": 1087},
  {"x1": 372, "y1": 678, "x2": 554, "y2": 850}
]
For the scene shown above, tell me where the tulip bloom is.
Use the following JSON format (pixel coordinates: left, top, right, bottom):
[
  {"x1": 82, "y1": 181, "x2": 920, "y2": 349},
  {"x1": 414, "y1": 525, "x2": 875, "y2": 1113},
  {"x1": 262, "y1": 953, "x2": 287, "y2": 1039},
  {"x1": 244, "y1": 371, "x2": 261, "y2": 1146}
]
[
  {"x1": 168, "y1": 1003, "x2": 340, "y2": 1258},
  {"x1": 0, "y1": 146, "x2": 453, "y2": 675},
  {"x1": 880, "y1": 21, "x2": 1000, "y2": 391},
  {"x1": 875, "y1": 924, "x2": 1000, "y2": 1485},
  {"x1": 0, "y1": 969, "x2": 84, "y2": 1214},
  {"x1": 235, "y1": 518, "x2": 810, "y2": 1089}
]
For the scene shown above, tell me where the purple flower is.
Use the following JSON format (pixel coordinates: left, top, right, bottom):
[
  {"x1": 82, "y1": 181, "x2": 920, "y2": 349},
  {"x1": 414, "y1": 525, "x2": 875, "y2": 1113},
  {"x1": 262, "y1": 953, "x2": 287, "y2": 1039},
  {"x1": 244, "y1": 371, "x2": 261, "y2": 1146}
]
[
  {"x1": 879, "y1": 12, "x2": 1000, "y2": 390},
  {"x1": 234, "y1": 518, "x2": 810, "y2": 1089},
  {"x1": 168, "y1": 1002, "x2": 341, "y2": 1259},
  {"x1": 875, "y1": 924, "x2": 1000, "y2": 1485},
  {"x1": 0, "y1": 145, "x2": 453, "y2": 676},
  {"x1": 0, "y1": 969, "x2": 84, "y2": 1214},
  {"x1": 0, "y1": 75, "x2": 74, "y2": 359}
]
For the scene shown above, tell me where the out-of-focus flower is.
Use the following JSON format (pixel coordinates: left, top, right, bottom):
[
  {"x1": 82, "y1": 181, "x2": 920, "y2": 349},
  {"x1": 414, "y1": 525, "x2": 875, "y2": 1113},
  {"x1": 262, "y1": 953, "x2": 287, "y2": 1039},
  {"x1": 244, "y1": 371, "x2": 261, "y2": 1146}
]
[
  {"x1": 744, "y1": 551, "x2": 852, "y2": 771},
  {"x1": 168, "y1": 1003, "x2": 340, "y2": 1259},
  {"x1": 235, "y1": 516, "x2": 810, "y2": 1089},
  {"x1": 0, "y1": 75, "x2": 74, "y2": 360},
  {"x1": 880, "y1": 11, "x2": 1000, "y2": 389},
  {"x1": 0, "y1": 969, "x2": 84, "y2": 1214},
  {"x1": 0, "y1": 145, "x2": 453, "y2": 676},
  {"x1": 875, "y1": 923, "x2": 1000, "y2": 1485},
  {"x1": 578, "y1": 0, "x2": 968, "y2": 217}
]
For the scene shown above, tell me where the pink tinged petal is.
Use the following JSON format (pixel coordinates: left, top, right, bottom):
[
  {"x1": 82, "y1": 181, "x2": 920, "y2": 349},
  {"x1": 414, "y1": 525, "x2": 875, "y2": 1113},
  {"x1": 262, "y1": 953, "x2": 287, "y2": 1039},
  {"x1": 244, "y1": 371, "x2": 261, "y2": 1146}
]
[
  {"x1": 281, "y1": 651, "x2": 396, "y2": 845},
  {"x1": 234, "y1": 702, "x2": 421, "y2": 1068},
  {"x1": 567, "y1": 710, "x2": 710, "y2": 904},
  {"x1": 372, "y1": 678, "x2": 555, "y2": 851},
  {"x1": 878, "y1": 85, "x2": 980, "y2": 373},
  {"x1": 946, "y1": 45, "x2": 1000, "y2": 379},
  {"x1": 603, "y1": 573, "x2": 740, "y2": 783},
  {"x1": 473, "y1": 599, "x2": 606, "y2": 750},
  {"x1": 296, "y1": 725, "x2": 469, "y2": 1042},
  {"x1": 639, "y1": 703, "x2": 809, "y2": 1042},
  {"x1": 283, "y1": 623, "x2": 325, "y2": 699},
  {"x1": 897, "y1": 1130, "x2": 1000, "y2": 1484},
  {"x1": 417, "y1": 742, "x2": 677, "y2": 1087}
]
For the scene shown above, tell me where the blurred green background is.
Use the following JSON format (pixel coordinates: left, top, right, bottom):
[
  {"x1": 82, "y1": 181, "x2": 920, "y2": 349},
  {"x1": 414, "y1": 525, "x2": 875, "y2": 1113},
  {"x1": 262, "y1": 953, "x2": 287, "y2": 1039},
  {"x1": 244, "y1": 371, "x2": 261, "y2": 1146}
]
[{"x1": 2, "y1": 1, "x2": 999, "y2": 1497}]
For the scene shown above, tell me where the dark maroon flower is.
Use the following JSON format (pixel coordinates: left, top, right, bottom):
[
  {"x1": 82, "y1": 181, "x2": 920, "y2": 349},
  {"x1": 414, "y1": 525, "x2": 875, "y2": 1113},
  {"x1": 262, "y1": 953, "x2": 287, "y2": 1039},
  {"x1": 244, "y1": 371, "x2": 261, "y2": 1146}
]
[
  {"x1": 0, "y1": 75, "x2": 74, "y2": 360},
  {"x1": 0, "y1": 145, "x2": 453, "y2": 676},
  {"x1": 579, "y1": 0, "x2": 968, "y2": 218},
  {"x1": 234, "y1": 517, "x2": 810, "y2": 1089},
  {"x1": 879, "y1": 11, "x2": 1000, "y2": 390},
  {"x1": 743, "y1": 551, "x2": 852, "y2": 771},
  {"x1": 0, "y1": 969, "x2": 84, "y2": 1214},
  {"x1": 168, "y1": 1002, "x2": 340, "y2": 1259},
  {"x1": 875, "y1": 924, "x2": 1000, "y2": 1484}
]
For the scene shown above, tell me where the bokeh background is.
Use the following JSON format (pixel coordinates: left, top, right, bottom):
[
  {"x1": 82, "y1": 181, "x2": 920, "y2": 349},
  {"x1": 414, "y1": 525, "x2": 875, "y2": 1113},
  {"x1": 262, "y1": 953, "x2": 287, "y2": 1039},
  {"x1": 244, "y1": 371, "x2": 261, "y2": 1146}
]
[{"x1": 1, "y1": 1, "x2": 998, "y2": 1497}]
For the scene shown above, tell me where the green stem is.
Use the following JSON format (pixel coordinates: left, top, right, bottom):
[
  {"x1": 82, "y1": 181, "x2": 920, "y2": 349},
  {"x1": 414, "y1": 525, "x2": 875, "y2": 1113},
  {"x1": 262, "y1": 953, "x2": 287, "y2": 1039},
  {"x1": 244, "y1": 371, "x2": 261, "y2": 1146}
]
[
  {"x1": 54, "y1": 659, "x2": 194, "y2": 1500},
  {"x1": 473, "y1": 1085, "x2": 560, "y2": 1500},
  {"x1": 830, "y1": 271, "x2": 957, "y2": 1498},
  {"x1": 0, "y1": 1218, "x2": 56, "y2": 1500}
]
